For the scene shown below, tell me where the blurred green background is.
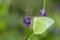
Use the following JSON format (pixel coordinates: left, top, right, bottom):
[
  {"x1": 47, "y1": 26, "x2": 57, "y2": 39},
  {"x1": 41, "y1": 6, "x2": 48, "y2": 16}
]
[{"x1": 0, "y1": 0, "x2": 60, "y2": 40}]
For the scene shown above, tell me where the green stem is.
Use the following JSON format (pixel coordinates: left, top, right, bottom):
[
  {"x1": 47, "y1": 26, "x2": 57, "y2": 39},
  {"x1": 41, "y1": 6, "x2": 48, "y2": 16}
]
[
  {"x1": 43, "y1": 0, "x2": 46, "y2": 10},
  {"x1": 28, "y1": 33, "x2": 34, "y2": 40},
  {"x1": 25, "y1": 26, "x2": 29, "y2": 40},
  {"x1": 26, "y1": 0, "x2": 30, "y2": 16},
  {"x1": 25, "y1": 0, "x2": 31, "y2": 40}
]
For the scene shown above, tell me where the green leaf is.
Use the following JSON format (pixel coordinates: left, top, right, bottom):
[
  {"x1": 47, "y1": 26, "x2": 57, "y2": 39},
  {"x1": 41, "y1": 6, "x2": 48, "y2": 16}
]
[{"x1": 33, "y1": 17, "x2": 55, "y2": 34}]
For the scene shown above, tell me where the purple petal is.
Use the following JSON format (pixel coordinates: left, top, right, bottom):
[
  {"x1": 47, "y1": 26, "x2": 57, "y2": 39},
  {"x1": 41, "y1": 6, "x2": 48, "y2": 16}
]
[
  {"x1": 43, "y1": 12, "x2": 46, "y2": 16},
  {"x1": 23, "y1": 16, "x2": 26, "y2": 23},
  {"x1": 40, "y1": 9, "x2": 46, "y2": 16},
  {"x1": 26, "y1": 20, "x2": 31, "y2": 26},
  {"x1": 28, "y1": 15, "x2": 32, "y2": 20}
]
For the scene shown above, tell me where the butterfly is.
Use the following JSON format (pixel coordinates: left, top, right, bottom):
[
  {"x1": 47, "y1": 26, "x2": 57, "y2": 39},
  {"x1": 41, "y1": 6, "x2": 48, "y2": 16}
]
[{"x1": 33, "y1": 17, "x2": 55, "y2": 34}]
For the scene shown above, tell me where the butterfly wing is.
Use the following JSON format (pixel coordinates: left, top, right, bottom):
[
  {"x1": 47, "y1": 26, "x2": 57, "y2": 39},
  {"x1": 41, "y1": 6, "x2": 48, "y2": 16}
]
[{"x1": 33, "y1": 17, "x2": 55, "y2": 34}]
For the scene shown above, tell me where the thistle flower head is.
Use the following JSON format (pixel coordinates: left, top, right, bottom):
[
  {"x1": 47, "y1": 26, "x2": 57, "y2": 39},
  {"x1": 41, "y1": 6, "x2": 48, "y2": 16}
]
[
  {"x1": 23, "y1": 14, "x2": 32, "y2": 26},
  {"x1": 40, "y1": 9, "x2": 46, "y2": 16}
]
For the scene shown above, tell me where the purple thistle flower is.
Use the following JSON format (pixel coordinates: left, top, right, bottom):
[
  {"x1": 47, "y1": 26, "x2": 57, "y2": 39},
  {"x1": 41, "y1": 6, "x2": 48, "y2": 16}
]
[
  {"x1": 28, "y1": 15, "x2": 32, "y2": 20},
  {"x1": 23, "y1": 15, "x2": 32, "y2": 26},
  {"x1": 40, "y1": 9, "x2": 46, "y2": 16}
]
